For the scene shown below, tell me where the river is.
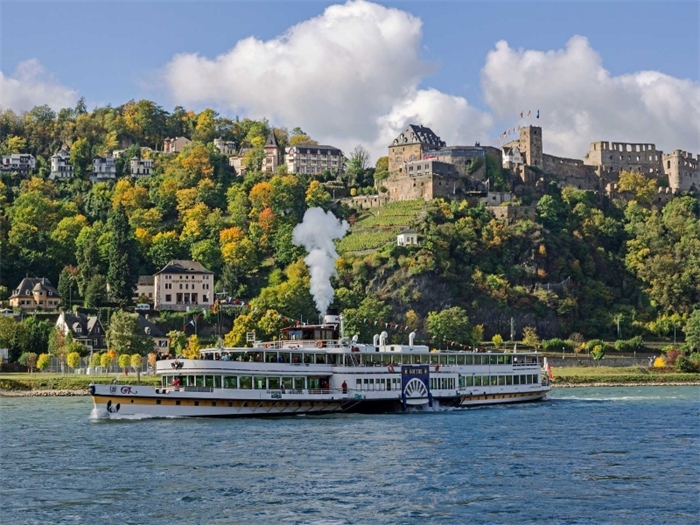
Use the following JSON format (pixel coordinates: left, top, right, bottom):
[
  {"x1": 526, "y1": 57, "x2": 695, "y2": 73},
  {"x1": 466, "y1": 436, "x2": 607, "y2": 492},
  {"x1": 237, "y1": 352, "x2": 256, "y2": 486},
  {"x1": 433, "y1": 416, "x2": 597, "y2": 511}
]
[{"x1": 1, "y1": 386, "x2": 698, "y2": 524}]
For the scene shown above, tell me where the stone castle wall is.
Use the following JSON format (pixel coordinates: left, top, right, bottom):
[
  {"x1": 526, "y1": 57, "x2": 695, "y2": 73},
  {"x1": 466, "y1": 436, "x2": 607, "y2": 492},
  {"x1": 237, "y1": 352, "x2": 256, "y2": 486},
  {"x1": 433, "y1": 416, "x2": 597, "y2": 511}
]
[
  {"x1": 585, "y1": 141, "x2": 663, "y2": 179},
  {"x1": 663, "y1": 149, "x2": 700, "y2": 192}
]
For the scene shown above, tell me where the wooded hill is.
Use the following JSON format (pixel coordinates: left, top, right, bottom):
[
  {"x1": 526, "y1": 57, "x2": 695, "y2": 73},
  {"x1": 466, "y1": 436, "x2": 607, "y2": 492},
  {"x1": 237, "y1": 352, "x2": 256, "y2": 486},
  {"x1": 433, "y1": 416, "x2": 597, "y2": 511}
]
[{"x1": 1, "y1": 100, "x2": 699, "y2": 349}]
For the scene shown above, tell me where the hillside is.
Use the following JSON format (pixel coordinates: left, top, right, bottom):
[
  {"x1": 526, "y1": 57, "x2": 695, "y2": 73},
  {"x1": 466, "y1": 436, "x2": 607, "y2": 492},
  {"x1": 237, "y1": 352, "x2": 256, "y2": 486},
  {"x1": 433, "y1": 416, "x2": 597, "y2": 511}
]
[{"x1": 337, "y1": 199, "x2": 425, "y2": 254}]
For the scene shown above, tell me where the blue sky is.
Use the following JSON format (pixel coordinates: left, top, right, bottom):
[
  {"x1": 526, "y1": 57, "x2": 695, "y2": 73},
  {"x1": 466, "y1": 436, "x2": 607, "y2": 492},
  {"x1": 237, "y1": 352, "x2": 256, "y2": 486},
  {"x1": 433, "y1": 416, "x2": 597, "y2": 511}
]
[{"x1": 1, "y1": 1, "x2": 698, "y2": 157}]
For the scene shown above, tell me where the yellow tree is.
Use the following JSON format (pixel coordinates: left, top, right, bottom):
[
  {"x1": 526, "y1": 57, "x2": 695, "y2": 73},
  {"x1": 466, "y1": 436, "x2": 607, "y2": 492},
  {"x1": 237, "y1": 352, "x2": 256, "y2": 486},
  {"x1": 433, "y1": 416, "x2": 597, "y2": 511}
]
[
  {"x1": 248, "y1": 182, "x2": 273, "y2": 216},
  {"x1": 182, "y1": 335, "x2": 201, "y2": 359},
  {"x1": 618, "y1": 170, "x2": 656, "y2": 205}
]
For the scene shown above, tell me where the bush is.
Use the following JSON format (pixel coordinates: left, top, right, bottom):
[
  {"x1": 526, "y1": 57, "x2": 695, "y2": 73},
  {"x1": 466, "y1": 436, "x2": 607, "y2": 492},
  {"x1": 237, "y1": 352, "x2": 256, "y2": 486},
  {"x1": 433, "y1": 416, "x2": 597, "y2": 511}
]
[
  {"x1": 586, "y1": 339, "x2": 613, "y2": 353},
  {"x1": 664, "y1": 348, "x2": 681, "y2": 367},
  {"x1": 675, "y1": 356, "x2": 698, "y2": 373},
  {"x1": 614, "y1": 335, "x2": 643, "y2": 353},
  {"x1": 542, "y1": 338, "x2": 574, "y2": 352}
]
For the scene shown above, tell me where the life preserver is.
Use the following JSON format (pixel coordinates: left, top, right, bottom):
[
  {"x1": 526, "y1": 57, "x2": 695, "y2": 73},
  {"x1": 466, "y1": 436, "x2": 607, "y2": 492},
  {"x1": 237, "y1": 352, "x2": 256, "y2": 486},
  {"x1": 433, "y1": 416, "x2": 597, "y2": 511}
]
[
  {"x1": 264, "y1": 343, "x2": 270, "y2": 349},
  {"x1": 316, "y1": 341, "x2": 324, "y2": 348},
  {"x1": 435, "y1": 364, "x2": 440, "y2": 372},
  {"x1": 351, "y1": 346, "x2": 359, "y2": 352},
  {"x1": 387, "y1": 364, "x2": 395, "y2": 373}
]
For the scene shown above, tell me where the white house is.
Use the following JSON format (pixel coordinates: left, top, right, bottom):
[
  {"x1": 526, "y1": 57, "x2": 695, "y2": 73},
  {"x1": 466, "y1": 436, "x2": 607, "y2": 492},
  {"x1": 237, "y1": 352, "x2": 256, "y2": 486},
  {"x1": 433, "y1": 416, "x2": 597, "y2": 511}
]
[
  {"x1": 90, "y1": 156, "x2": 117, "y2": 182},
  {"x1": 397, "y1": 229, "x2": 419, "y2": 246},
  {"x1": 214, "y1": 138, "x2": 237, "y2": 156},
  {"x1": 130, "y1": 157, "x2": 154, "y2": 177},
  {"x1": 50, "y1": 148, "x2": 73, "y2": 180},
  {"x1": 1, "y1": 153, "x2": 36, "y2": 174},
  {"x1": 285, "y1": 144, "x2": 344, "y2": 176},
  {"x1": 502, "y1": 146, "x2": 524, "y2": 169}
]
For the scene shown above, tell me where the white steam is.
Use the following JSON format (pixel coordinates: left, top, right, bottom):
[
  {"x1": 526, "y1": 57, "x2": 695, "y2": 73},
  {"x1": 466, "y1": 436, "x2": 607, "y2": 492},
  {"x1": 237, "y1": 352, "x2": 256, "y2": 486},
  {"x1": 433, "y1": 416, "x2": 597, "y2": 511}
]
[{"x1": 292, "y1": 208, "x2": 349, "y2": 314}]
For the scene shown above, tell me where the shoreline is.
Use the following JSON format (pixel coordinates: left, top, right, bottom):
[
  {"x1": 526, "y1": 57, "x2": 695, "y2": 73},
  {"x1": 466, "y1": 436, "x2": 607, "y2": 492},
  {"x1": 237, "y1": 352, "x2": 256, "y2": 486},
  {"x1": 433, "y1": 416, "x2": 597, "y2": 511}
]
[{"x1": 2, "y1": 382, "x2": 699, "y2": 397}]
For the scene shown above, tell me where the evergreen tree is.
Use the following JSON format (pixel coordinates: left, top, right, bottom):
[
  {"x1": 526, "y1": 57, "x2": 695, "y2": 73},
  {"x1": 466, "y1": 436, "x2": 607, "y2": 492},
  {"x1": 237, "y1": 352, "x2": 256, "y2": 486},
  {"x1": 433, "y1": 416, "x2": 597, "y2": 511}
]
[{"x1": 107, "y1": 204, "x2": 138, "y2": 306}]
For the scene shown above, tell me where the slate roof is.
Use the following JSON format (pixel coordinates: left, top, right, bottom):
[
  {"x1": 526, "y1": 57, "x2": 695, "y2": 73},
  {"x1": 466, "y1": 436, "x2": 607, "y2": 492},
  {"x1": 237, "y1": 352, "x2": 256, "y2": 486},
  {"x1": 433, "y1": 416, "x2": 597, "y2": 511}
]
[
  {"x1": 58, "y1": 312, "x2": 104, "y2": 338},
  {"x1": 136, "y1": 314, "x2": 166, "y2": 338},
  {"x1": 9, "y1": 277, "x2": 60, "y2": 299},
  {"x1": 392, "y1": 125, "x2": 445, "y2": 148},
  {"x1": 138, "y1": 275, "x2": 155, "y2": 286},
  {"x1": 155, "y1": 260, "x2": 213, "y2": 275},
  {"x1": 264, "y1": 131, "x2": 279, "y2": 148}
]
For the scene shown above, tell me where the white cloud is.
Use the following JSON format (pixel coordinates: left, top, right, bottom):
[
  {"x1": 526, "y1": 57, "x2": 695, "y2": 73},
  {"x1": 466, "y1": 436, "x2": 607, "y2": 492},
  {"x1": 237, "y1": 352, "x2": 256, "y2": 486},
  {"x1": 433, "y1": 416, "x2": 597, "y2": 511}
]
[
  {"x1": 0, "y1": 59, "x2": 78, "y2": 112},
  {"x1": 163, "y1": 0, "x2": 490, "y2": 160},
  {"x1": 163, "y1": 2, "x2": 698, "y2": 163},
  {"x1": 481, "y1": 36, "x2": 700, "y2": 157}
]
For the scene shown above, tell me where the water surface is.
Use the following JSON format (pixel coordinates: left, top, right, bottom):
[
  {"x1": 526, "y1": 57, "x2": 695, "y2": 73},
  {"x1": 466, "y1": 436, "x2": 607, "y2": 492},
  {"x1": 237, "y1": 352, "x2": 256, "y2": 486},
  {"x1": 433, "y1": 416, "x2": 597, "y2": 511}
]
[{"x1": 1, "y1": 387, "x2": 698, "y2": 524}]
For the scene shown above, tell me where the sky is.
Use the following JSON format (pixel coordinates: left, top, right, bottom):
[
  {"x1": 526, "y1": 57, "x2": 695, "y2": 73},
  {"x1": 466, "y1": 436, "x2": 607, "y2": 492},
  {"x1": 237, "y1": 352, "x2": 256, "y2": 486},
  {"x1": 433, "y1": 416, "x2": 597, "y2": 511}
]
[{"x1": 1, "y1": 0, "x2": 699, "y2": 160}]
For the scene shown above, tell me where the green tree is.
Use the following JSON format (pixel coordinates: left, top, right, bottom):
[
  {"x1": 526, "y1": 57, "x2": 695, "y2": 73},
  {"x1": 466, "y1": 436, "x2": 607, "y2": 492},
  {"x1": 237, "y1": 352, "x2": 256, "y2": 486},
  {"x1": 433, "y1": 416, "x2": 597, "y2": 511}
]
[
  {"x1": 167, "y1": 330, "x2": 187, "y2": 356},
  {"x1": 84, "y1": 274, "x2": 108, "y2": 308},
  {"x1": 70, "y1": 137, "x2": 92, "y2": 176},
  {"x1": 684, "y1": 309, "x2": 700, "y2": 352},
  {"x1": 618, "y1": 170, "x2": 656, "y2": 205},
  {"x1": 492, "y1": 334, "x2": 504, "y2": 349},
  {"x1": 58, "y1": 265, "x2": 79, "y2": 307},
  {"x1": 107, "y1": 311, "x2": 154, "y2": 356},
  {"x1": 426, "y1": 306, "x2": 475, "y2": 348},
  {"x1": 106, "y1": 204, "x2": 138, "y2": 306},
  {"x1": 522, "y1": 326, "x2": 541, "y2": 349}
]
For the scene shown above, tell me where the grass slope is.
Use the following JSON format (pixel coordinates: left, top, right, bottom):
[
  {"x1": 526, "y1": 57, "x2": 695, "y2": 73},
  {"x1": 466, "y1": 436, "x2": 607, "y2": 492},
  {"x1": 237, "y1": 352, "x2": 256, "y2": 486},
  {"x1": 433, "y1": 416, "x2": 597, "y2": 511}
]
[{"x1": 338, "y1": 199, "x2": 425, "y2": 254}]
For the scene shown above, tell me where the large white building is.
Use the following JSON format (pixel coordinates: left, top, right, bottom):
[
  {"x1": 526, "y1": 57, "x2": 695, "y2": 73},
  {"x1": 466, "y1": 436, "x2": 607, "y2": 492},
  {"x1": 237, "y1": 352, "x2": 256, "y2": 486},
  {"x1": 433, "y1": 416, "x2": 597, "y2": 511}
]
[
  {"x1": 163, "y1": 137, "x2": 191, "y2": 154},
  {"x1": 50, "y1": 147, "x2": 73, "y2": 180},
  {"x1": 90, "y1": 156, "x2": 117, "y2": 182},
  {"x1": 1, "y1": 153, "x2": 36, "y2": 174},
  {"x1": 154, "y1": 260, "x2": 214, "y2": 311},
  {"x1": 285, "y1": 145, "x2": 344, "y2": 176},
  {"x1": 214, "y1": 138, "x2": 237, "y2": 156}
]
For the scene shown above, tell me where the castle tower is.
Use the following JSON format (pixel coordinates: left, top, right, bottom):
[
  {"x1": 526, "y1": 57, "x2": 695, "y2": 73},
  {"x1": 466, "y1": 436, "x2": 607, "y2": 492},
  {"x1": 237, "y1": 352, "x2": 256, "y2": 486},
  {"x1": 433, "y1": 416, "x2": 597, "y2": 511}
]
[
  {"x1": 519, "y1": 126, "x2": 543, "y2": 168},
  {"x1": 388, "y1": 124, "x2": 445, "y2": 174},
  {"x1": 663, "y1": 149, "x2": 699, "y2": 192}
]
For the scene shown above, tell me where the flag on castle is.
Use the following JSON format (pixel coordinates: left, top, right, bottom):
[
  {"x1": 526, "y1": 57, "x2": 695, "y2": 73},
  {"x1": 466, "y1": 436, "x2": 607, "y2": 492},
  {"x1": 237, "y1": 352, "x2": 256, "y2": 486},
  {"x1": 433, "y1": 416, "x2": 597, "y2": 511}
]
[
  {"x1": 537, "y1": 109, "x2": 540, "y2": 119},
  {"x1": 527, "y1": 110, "x2": 531, "y2": 117},
  {"x1": 520, "y1": 111, "x2": 523, "y2": 118}
]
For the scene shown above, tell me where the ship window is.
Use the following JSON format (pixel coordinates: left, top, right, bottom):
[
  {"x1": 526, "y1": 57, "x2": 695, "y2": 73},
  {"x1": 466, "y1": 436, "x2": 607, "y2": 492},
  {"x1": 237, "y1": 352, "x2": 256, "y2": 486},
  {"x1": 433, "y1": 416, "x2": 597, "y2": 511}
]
[
  {"x1": 268, "y1": 377, "x2": 280, "y2": 390},
  {"x1": 474, "y1": 376, "x2": 481, "y2": 387},
  {"x1": 195, "y1": 376, "x2": 204, "y2": 387},
  {"x1": 447, "y1": 355, "x2": 456, "y2": 365},
  {"x1": 315, "y1": 354, "x2": 326, "y2": 364},
  {"x1": 356, "y1": 379, "x2": 362, "y2": 390},
  {"x1": 497, "y1": 355, "x2": 505, "y2": 365},
  {"x1": 440, "y1": 355, "x2": 448, "y2": 365},
  {"x1": 498, "y1": 376, "x2": 506, "y2": 386},
  {"x1": 506, "y1": 375, "x2": 512, "y2": 385},
  {"x1": 489, "y1": 355, "x2": 498, "y2": 365},
  {"x1": 465, "y1": 376, "x2": 473, "y2": 387},
  {"x1": 204, "y1": 376, "x2": 214, "y2": 388},
  {"x1": 482, "y1": 376, "x2": 489, "y2": 386},
  {"x1": 490, "y1": 376, "x2": 497, "y2": 386},
  {"x1": 504, "y1": 356, "x2": 512, "y2": 365},
  {"x1": 385, "y1": 379, "x2": 390, "y2": 391},
  {"x1": 239, "y1": 376, "x2": 252, "y2": 389},
  {"x1": 513, "y1": 375, "x2": 520, "y2": 385},
  {"x1": 254, "y1": 376, "x2": 266, "y2": 389},
  {"x1": 464, "y1": 355, "x2": 473, "y2": 365},
  {"x1": 308, "y1": 377, "x2": 320, "y2": 390},
  {"x1": 457, "y1": 355, "x2": 465, "y2": 365},
  {"x1": 223, "y1": 376, "x2": 237, "y2": 389},
  {"x1": 281, "y1": 377, "x2": 292, "y2": 390},
  {"x1": 363, "y1": 378, "x2": 369, "y2": 390}
]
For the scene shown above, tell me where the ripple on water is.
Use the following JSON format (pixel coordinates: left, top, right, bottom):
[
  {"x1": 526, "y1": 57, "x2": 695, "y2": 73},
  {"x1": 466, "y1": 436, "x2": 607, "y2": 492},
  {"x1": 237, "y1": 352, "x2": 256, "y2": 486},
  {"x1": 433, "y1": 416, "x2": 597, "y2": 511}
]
[{"x1": 0, "y1": 386, "x2": 698, "y2": 525}]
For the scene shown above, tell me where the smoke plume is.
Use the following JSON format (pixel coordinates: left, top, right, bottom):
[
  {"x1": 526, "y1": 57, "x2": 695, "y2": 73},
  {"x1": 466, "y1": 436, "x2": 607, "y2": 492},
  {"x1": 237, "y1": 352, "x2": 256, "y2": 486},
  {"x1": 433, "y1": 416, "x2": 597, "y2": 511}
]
[{"x1": 292, "y1": 208, "x2": 349, "y2": 314}]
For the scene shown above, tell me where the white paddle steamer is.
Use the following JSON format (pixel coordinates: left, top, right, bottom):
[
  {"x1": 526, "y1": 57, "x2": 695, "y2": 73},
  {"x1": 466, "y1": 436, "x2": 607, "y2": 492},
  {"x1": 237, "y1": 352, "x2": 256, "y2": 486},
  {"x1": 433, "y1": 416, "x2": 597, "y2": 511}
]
[{"x1": 90, "y1": 313, "x2": 550, "y2": 417}]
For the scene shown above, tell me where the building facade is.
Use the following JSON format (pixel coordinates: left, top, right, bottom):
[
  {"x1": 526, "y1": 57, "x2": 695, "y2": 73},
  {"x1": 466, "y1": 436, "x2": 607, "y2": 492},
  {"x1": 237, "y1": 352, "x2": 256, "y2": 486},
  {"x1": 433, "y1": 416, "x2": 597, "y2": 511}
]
[
  {"x1": 285, "y1": 145, "x2": 344, "y2": 176},
  {"x1": 9, "y1": 278, "x2": 61, "y2": 310},
  {"x1": 1, "y1": 154, "x2": 36, "y2": 174},
  {"x1": 90, "y1": 156, "x2": 117, "y2": 182},
  {"x1": 163, "y1": 137, "x2": 191, "y2": 154},
  {"x1": 397, "y1": 229, "x2": 418, "y2": 246},
  {"x1": 130, "y1": 157, "x2": 154, "y2": 177},
  {"x1": 214, "y1": 138, "x2": 237, "y2": 156},
  {"x1": 153, "y1": 260, "x2": 214, "y2": 311},
  {"x1": 50, "y1": 147, "x2": 73, "y2": 180},
  {"x1": 388, "y1": 124, "x2": 445, "y2": 175},
  {"x1": 133, "y1": 275, "x2": 155, "y2": 303},
  {"x1": 584, "y1": 140, "x2": 663, "y2": 179},
  {"x1": 56, "y1": 312, "x2": 106, "y2": 350},
  {"x1": 263, "y1": 131, "x2": 282, "y2": 173},
  {"x1": 136, "y1": 314, "x2": 169, "y2": 354}
]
